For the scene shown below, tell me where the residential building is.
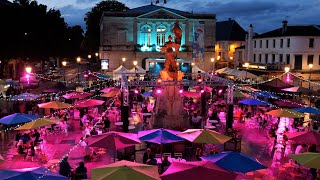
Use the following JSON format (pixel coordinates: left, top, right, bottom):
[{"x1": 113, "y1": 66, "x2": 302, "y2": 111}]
[
  {"x1": 215, "y1": 19, "x2": 246, "y2": 69},
  {"x1": 239, "y1": 21, "x2": 320, "y2": 72},
  {"x1": 99, "y1": 4, "x2": 216, "y2": 73}
]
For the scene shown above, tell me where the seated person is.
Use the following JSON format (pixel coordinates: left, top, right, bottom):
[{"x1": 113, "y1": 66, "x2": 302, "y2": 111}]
[
  {"x1": 102, "y1": 116, "x2": 110, "y2": 131},
  {"x1": 17, "y1": 140, "x2": 25, "y2": 154},
  {"x1": 143, "y1": 148, "x2": 154, "y2": 164},
  {"x1": 90, "y1": 128, "x2": 98, "y2": 136},
  {"x1": 33, "y1": 129, "x2": 41, "y2": 144},
  {"x1": 161, "y1": 156, "x2": 171, "y2": 174},
  {"x1": 209, "y1": 146, "x2": 218, "y2": 155},
  {"x1": 75, "y1": 161, "x2": 87, "y2": 179}
]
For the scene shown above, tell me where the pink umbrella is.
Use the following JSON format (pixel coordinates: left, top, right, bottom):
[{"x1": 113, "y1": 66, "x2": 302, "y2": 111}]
[
  {"x1": 274, "y1": 99, "x2": 306, "y2": 108},
  {"x1": 182, "y1": 91, "x2": 201, "y2": 98},
  {"x1": 161, "y1": 161, "x2": 238, "y2": 180},
  {"x1": 73, "y1": 99, "x2": 104, "y2": 108},
  {"x1": 87, "y1": 131, "x2": 141, "y2": 150},
  {"x1": 63, "y1": 91, "x2": 93, "y2": 99},
  {"x1": 286, "y1": 131, "x2": 320, "y2": 145},
  {"x1": 100, "y1": 87, "x2": 120, "y2": 93}
]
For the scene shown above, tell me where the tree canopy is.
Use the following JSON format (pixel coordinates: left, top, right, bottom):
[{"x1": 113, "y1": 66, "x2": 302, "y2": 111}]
[
  {"x1": 84, "y1": 0, "x2": 129, "y2": 52},
  {"x1": 0, "y1": 0, "x2": 84, "y2": 61}
]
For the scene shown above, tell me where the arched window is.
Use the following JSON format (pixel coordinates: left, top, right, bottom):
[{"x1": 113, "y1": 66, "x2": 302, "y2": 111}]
[
  {"x1": 140, "y1": 25, "x2": 151, "y2": 46},
  {"x1": 156, "y1": 24, "x2": 167, "y2": 46}
]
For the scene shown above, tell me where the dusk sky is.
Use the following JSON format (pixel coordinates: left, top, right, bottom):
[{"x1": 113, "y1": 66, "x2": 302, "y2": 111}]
[{"x1": 29, "y1": 0, "x2": 320, "y2": 33}]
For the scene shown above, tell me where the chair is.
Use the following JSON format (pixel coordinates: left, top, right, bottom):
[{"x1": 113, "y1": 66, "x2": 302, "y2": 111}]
[
  {"x1": 174, "y1": 153, "x2": 182, "y2": 158},
  {"x1": 155, "y1": 154, "x2": 162, "y2": 158},
  {"x1": 162, "y1": 153, "x2": 171, "y2": 158}
]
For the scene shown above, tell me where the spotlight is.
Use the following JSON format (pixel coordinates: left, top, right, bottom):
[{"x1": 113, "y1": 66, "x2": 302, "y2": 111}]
[
  {"x1": 179, "y1": 89, "x2": 183, "y2": 94},
  {"x1": 200, "y1": 90, "x2": 205, "y2": 93},
  {"x1": 156, "y1": 89, "x2": 162, "y2": 94},
  {"x1": 26, "y1": 74, "x2": 30, "y2": 78},
  {"x1": 157, "y1": 79, "x2": 162, "y2": 83},
  {"x1": 218, "y1": 89, "x2": 223, "y2": 94},
  {"x1": 84, "y1": 74, "x2": 88, "y2": 78},
  {"x1": 134, "y1": 89, "x2": 139, "y2": 94}
]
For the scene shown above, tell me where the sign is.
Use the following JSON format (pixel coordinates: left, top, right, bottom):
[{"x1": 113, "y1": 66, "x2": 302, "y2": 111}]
[
  {"x1": 101, "y1": 59, "x2": 109, "y2": 70},
  {"x1": 192, "y1": 21, "x2": 205, "y2": 65}
]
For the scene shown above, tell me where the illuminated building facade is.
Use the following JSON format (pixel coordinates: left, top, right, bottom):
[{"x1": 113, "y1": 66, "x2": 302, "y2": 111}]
[{"x1": 99, "y1": 4, "x2": 216, "y2": 73}]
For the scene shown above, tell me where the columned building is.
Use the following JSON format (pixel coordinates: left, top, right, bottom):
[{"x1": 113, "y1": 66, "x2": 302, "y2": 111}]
[{"x1": 99, "y1": 4, "x2": 216, "y2": 73}]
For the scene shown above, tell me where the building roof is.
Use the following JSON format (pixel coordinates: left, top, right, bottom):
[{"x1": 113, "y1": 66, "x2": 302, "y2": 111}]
[
  {"x1": 104, "y1": 4, "x2": 215, "y2": 19},
  {"x1": 0, "y1": 0, "x2": 12, "y2": 7},
  {"x1": 254, "y1": 25, "x2": 320, "y2": 38},
  {"x1": 216, "y1": 19, "x2": 246, "y2": 41}
]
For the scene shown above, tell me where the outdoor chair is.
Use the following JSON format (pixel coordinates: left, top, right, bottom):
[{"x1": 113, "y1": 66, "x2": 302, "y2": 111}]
[
  {"x1": 162, "y1": 153, "x2": 171, "y2": 158},
  {"x1": 155, "y1": 154, "x2": 162, "y2": 158},
  {"x1": 174, "y1": 153, "x2": 182, "y2": 158}
]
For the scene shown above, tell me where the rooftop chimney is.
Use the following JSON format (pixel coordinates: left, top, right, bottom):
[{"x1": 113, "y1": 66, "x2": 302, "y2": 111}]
[{"x1": 282, "y1": 20, "x2": 288, "y2": 33}]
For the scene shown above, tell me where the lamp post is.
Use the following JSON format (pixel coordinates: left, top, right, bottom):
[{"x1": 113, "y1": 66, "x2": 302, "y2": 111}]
[
  {"x1": 25, "y1": 67, "x2": 32, "y2": 90},
  {"x1": 133, "y1": 60, "x2": 138, "y2": 78},
  {"x1": 284, "y1": 66, "x2": 290, "y2": 73},
  {"x1": 122, "y1": 57, "x2": 126, "y2": 66},
  {"x1": 244, "y1": 62, "x2": 249, "y2": 79},
  {"x1": 211, "y1": 58, "x2": 215, "y2": 72},
  {"x1": 62, "y1": 61, "x2": 67, "y2": 83},
  {"x1": 308, "y1": 64, "x2": 313, "y2": 105},
  {"x1": 76, "y1": 57, "x2": 81, "y2": 83},
  {"x1": 95, "y1": 52, "x2": 99, "y2": 63}
]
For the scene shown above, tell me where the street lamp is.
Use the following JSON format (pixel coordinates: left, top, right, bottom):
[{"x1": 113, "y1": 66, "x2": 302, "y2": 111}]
[
  {"x1": 76, "y1": 57, "x2": 81, "y2": 82},
  {"x1": 122, "y1": 57, "x2": 126, "y2": 66},
  {"x1": 308, "y1": 63, "x2": 313, "y2": 90},
  {"x1": 244, "y1": 62, "x2": 249, "y2": 79},
  {"x1": 133, "y1": 60, "x2": 138, "y2": 78},
  {"x1": 88, "y1": 54, "x2": 92, "y2": 59},
  {"x1": 25, "y1": 67, "x2": 32, "y2": 74},
  {"x1": 284, "y1": 66, "x2": 290, "y2": 73},
  {"x1": 211, "y1": 58, "x2": 215, "y2": 72},
  {"x1": 95, "y1": 52, "x2": 99, "y2": 57},
  {"x1": 62, "y1": 61, "x2": 67, "y2": 83}
]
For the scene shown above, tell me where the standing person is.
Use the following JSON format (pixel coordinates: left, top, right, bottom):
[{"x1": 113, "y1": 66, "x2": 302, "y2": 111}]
[
  {"x1": 102, "y1": 116, "x2": 110, "y2": 132},
  {"x1": 75, "y1": 161, "x2": 87, "y2": 180},
  {"x1": 195, "y1": 148, "x2": 202, "y2": 161},
  {"x1": 59, "y1": 156, "x2": 72, "y2": 177}
]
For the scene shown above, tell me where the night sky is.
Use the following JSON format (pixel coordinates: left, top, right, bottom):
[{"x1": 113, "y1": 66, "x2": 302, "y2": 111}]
[{"x1": 24, "y1": 0, "x2": 320, "y2": 33}]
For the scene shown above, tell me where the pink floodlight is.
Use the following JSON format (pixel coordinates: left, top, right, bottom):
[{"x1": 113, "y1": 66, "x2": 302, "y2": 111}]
[
  {"x1": 26, "y1": 74, "x2": 30, "y2": 78},
  {"x1": 134, "y1": 89, "x2": 139, "y2": 94},
  {"x1": 156, "y1": 89, "x2": 162, "y2": 94},
  {"x1": 179, "y1": 89, "x2": 183, "y2": 94},
  {"x1": 200, "y1": 90, "x2": 205, "y2": 93}
]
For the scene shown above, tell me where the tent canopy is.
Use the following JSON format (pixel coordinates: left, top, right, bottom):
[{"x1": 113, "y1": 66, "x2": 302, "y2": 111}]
[
  {"x1": 128, "y1": 66, "x2": 146, "y2": 74},
  {"x1": 192, "y1": 65, "x2": 206, "y2": 73},
  {"x1": 113, "y1": 65, "x2": 128, "y2": 79},
  {"x1": 260, "y1": 78, "x2": 292, "y2": 89}
]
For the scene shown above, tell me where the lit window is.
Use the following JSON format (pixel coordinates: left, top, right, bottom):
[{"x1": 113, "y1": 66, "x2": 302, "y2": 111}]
[
  {"x1": 156, "y1": 25, "x2": 167, "y2": 47},
  {"x1": 141, "y1": 25, "x2": 152, "y2": 46}
]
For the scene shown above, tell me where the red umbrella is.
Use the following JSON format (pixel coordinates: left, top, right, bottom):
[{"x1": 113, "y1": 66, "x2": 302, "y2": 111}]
[
  {"x1": 161, "y1": 161, "x2": 237, "y2": 180},
  {"x1": 73, "y1": 99, "x2": 104, "y2": 108},
  {"x1": 87, "y1": 131, "x2": 141, "y2": 150},
  {"x1": 63, "y1": 92, "x2": 93, "y2": 99},
  {"x1": 286, "y1": 131, "x2": 320, "y2": 145},
  {"x1": 274, "y1": 99, "x2": 306, "y2": 108},
  {"x1": 100, "y1": 87, "x2": 120, "y2": 93}
]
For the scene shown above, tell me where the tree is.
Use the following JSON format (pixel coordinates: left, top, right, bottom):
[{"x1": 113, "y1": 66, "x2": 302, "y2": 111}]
[{"x1": 84, "y1": 0, "x2": 128, "y2": 53}]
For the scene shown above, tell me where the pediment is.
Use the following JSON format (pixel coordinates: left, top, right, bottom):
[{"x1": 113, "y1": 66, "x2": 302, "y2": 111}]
[{"x1": 137, "y1": 8, "x2": 187, "y2": 19}]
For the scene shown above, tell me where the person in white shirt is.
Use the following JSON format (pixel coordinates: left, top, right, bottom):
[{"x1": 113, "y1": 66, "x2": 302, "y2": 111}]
[
  {"x1": 191, "y1": 113, "x2": 202, "y2": 129},
  {"x1": 295, "y1": 144, "x2": 307, "y2": 154}
]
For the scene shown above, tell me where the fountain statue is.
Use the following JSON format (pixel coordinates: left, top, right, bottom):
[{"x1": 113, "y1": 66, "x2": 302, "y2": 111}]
[{"x1": 154, "y1": 21, "x2": 187, "y2": 129}]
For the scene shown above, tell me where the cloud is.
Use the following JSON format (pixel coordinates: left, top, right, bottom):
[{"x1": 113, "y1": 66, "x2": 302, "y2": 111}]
[{"x1": 31, "y1": 0, "x2": 320, "y2": 33}]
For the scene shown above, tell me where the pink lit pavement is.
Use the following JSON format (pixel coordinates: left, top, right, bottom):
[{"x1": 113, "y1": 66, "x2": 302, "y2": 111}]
[{"x1": 0, "y1": 119, "x2": 275, "y2": 178}]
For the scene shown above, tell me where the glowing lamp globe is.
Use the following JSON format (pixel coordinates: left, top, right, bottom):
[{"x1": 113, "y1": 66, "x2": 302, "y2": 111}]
[
  {"x1": 200, "y1": 90, "x2": 205, "y2": 93},
  {"x1": 156, "y1": 89, "x2": 162, "y2": 94},
  {"x1": 179, "y1": 89, "x2": 183, "y2": 94},
  {"x1": 134, "y1": 89, "x2": 139, "y2": 94}
]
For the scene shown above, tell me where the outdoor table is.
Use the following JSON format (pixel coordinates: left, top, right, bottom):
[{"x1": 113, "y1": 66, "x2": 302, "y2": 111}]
[
  {"x1": 115, "y1": 122, "x2": 123, "y2": 126},
  {"x1": 204, "y1": 125, "x2": 216, "y2": 129},
  {"x1": 155, "y1": 157, "x2": 186, "y2": 164},
  {"x1": 128, "y1": 125, "x2": 135, "y2": 130},
  {"x1": 142, "y1": 113, "x2": 152, "y2": 116},
  {"x1": 208, "y1": 120, "x2": 219, "y2": 123}
]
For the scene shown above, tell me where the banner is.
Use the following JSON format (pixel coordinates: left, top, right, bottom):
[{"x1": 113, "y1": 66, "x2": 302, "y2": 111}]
[
  {"x1": 192, "y1": 21, "x2": 205, "y2": 65},
  {"x1": 101, "y1": 59, "x2": 109, "y2": 70}
]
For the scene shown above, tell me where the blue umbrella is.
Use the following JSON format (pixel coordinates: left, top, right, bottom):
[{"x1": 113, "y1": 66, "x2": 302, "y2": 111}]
[
  {"x1": 239, "y1": 98, "x2": 270, "y2": 106},
  {"x1": 0, "y1": 113, "x2": 40, "y2": 125},
  {"x1": 201, "y1": 152, "x2": 267, "y2": 173},
  {"x1": 0, "y1": 167, "x2": 67, "y2": 180},
  {"x1": 293, "y1": 107, "x2": 320, "y2": 115},
  {"x1": 138, "y1": 128, "x2": 185, "y2": 144},
  {"x1": 253, "y1": 91, "x2": 279, "y2": 99},
  {"x1": 96, "y1": 74, "x2": 110, "y2": 79},
  {"x1": 142, "y1": 91, "x2": 153, "y2": 97},
  {"x1": 10, "y1": 93, "x2": 41, "y2": 101}
]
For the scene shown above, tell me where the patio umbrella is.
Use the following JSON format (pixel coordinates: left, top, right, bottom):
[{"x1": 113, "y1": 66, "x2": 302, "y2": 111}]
[
  {"x1": 15, "y1": 118, "x2": 60, "y2": 130},
  {"x1": 293, "y1": 107, "x2": 320, "y2": 114},
  {"x1": 101, "y1": 90, "x2": 120, "y2": 98},
  {"x1": 201, "y1": 152, "x2": 267, "y2": 173},
  {"x1": 289, "y1": 153, "x2": 320, "y2": 169},
  {"x1": 253, "y1": 91, "x2": 279, "y2": 99},
  {"x1": 227, "y1": 91, "x2": 250, "y2": 98},
  {"x1": 138, "y1": 128, "x2": 185, "y2": 144},
  {"x1": 182, "y1": 91, "x2": 201, "y2": 98},
  {"x1": 95, "y1": 74, "x2": 110, "y2": 79},
  {"x1": 238, "y1": 86, "x2": 260, "y2": 92},
  {"x1": 215, "y1": 67, "x2": 233, "y2": 74},
  {"x1": 286, "y1": 131, "x2": 320, "y2": 145},
  {"x1": 266, "y1": 108, "x2": 304, "y2": 118},
  {"x1": 161, "y1": 161, "x2": 238, "y2": 180},
  {"x1": 232, "y1": 71, "x2": 257, "y2": 79},
  {"x1": 73, "y1": 99, "x2": 104, "y2": 108},
  {"x1": 239, "y1": 98, "x2": 270, "y2": 106},
  {"x1": 281, "y1": 86, "x2": 313, "y2": 93},
  {"x1": 87, "y1": 131, "x2": 141, "y2": 150},
  {"x1": 100, "y1": 87, "x2": 120, "y2": 93},
  {"x1": 38, "y1": 101, "x2": 71, "y2": 109},
  {"x1": 274, "y1": 99, "x2": 306, "y2": 108},
  {"x1": 142, "y1": 91, "x2": 153, "y2": 97},
  {"x1": 10, "y1": 93, "x2": 41, "y2": 101},
  {"x1": 0, "y1": 167, "x2": 67, "y2": 180},
  {"x1": 177, "y1": 129, "x2": 231, "y2": 144},
  {"x1": 62, "y1": 91, "x2": 93, "y2": 99},
  {"x1": 91, "y1": 160, "x2": 160, "y2": 180},
  {"x1": 0, "y1": 113, "x2": 40, "y2": 125}
]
